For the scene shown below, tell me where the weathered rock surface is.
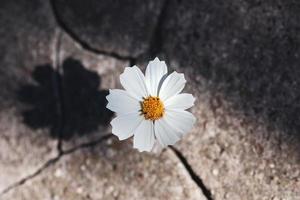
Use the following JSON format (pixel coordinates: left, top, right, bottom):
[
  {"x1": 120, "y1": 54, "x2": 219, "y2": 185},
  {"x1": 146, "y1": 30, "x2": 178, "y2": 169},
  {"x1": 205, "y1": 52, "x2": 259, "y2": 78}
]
[
  {"x1": 52, "y1": 0, "x2": 166, "y2": 57},
  {"x1": 0, "y1": 0, "x2": 59, "y2": 191},
  {"x1": 1, "y1": 0, "x2": 300, "y2": 199},
  {"x1": 1, "y1": 137, "x2": 207, "y2": 200},
  {"x1": 177, "y1": 81, "x2": 300, "y2": 200},
  {"x1": 161, "y1": 0, "x2": 300, "y2": 199},
  {"x1": 57, "y1": 33, "x2": 129, "y2": 150}
]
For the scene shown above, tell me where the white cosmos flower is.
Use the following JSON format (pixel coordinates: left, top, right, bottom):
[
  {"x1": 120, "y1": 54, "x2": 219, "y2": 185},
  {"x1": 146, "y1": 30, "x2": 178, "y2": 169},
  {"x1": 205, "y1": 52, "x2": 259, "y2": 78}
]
[{"x1": 106, "y1": 57, "x2": 196, "y2": 152}]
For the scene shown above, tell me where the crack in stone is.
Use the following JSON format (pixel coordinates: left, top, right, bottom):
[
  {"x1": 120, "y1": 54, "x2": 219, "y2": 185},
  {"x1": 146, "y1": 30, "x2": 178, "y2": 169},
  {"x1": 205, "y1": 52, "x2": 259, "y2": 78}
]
[
  {"x1": 170, "y1": 146, "x2": 214, "y2": 200},
  {"x1": 52, "y1": 30, "x2": 65, "y2": 154},
  {"x1": 0, "y1": 134, "x2": 113, "y2": 196},
  {"x1": 1, "y1": 2, "x2": 131, "y2": 194},
  {"x1": 62, "y1": 134, "x2": 113, "y2": 155},
  {"x1": 147, "y1": 1, "x2": 214, "y2": 197},
  {"x1": 147, "y1": 1, "x2": 215, "y2": 198},
  {"x1": 49, "y1": 0, "x2": 136, "y2": 62},
  {"x1": 1, "y1": 1, "x2": 215, "y2": 198},
  {"x1": 0, "y1": 157, "x2": 60, "y2": 196},
  {"x1": 148, "y1": 0, "x2": 170, "y2": 58}
]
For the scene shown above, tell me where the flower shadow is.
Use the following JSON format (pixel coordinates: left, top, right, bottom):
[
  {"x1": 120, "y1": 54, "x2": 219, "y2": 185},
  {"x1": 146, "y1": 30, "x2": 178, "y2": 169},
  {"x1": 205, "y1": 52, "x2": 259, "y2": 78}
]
[{"x1": 17, "y1": 58, "x2": 113, "y2": 140}]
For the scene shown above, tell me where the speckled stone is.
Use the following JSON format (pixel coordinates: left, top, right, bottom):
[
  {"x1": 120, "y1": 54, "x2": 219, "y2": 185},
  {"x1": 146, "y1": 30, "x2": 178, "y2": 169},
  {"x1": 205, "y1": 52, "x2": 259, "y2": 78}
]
[
  {"x1": 1, "y1": 137, "x2": 207, "y2": 200},
  {"x1": 56, "y1": 32, "x2": 129, "y2": 150},
  {"x1": 2, "y1": 0, "x2": 300, "y2": 199},
  {"x1": 160, "y1": 0, "x2": 300, "y2": 199},
  {"x1": 0, "y1": 0, "x2": 58, "y2": 192},
  {"x1": 52, "y1": 0, "x2": 166, "y2": 57}
]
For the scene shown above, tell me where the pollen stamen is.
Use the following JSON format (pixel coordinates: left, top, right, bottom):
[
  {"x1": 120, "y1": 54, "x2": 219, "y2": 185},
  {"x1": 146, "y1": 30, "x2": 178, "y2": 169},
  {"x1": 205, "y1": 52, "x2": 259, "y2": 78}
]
[{"x1": 141, "y1": 96, "x2": 164, "y2": 120}]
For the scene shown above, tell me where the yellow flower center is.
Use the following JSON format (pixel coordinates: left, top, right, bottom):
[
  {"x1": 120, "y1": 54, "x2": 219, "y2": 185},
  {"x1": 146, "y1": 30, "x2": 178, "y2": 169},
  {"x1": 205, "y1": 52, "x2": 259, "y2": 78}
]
[{"x1": 141, "y1": 96, "x2": 164, "y2": 120}]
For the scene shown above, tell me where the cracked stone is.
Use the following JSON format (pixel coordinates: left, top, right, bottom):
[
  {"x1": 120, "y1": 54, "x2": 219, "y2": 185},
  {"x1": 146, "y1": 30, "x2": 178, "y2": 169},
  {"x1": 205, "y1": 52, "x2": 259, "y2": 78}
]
[
  {"x1": 56, "y1": 32, "x2": 129, "y2": 151},
  {"x1": 160, "y1": 0, "x2": 300, "y2": 199},
  {"x1": 2, "y1": 0, "x2": 300, "y2": 199},
  {"x1": 174, "y1": 69, "x2": 300, "y2": 200},
  {"x1": 52, "y1": 0, "x2": 166, "y2": 57},
  {"x1": 1, "y1": 137, "x2": 207, "y2": 200},
  {"x1": 0, "y1": 0, "x2": 59, "y2": 192}
]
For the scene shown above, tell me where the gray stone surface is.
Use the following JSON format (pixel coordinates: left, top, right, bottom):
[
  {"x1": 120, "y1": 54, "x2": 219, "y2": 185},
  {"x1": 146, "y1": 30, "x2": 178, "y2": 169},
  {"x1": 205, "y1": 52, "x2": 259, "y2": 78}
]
[
  {"x1": 1, "y1": 137, "x2": 207, "y2": 200},
  {"x1": 162, "y1": 0, "x2": 300, "y2": 137},
  {"x1": 178, "y1": 77, "x2": 300, "y2": 199},
  {"x1": 1, "y1": 0, "x2": 300, "y2": 199},
  {"x1": 0, "y1": 0, "x2": 59, "y2": 192},
  {"x1": 52, "y1": 0, "x2": 166, "y2": 57},
  {"x1": 57, "y1": 32, "x2": 129, "y2": 150},
  {"x1": 160, "y1": 0, "x2": 300, "y2": 199}
]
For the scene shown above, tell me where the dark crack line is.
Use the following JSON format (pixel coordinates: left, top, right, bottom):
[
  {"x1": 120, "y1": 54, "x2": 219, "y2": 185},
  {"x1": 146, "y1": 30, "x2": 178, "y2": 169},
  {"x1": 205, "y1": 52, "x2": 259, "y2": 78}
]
[
  {"x1": 148, "y1": 0, "x2": 170, "y2": 58},
  {"x1": 1, "y1": 0, "x2": 146, "y2": 196},
  {"x1": 52, "y1": 31, "x2": 65, "y2": 154},
  {"x1": 52, "y1": 29, "x2": 116, "y2": 153},
  {"x1": 170, "y1": 146, "x2": 214, "y2": 200},
  {"x1": 148, "y1": 2, "x2": 214, "y2": 197},
  {"x1": 0, "y1": 156, "x2": 60, "y2": 196},
  {"x1": 0, "y1": 134, "x2": 113, "y2": 196},
  {"x1": 49, "y1": 0, "x2": 136, "y2": 61},
  {"x1": 63, "y1": 134, "x2": 113, "y2": 155}
]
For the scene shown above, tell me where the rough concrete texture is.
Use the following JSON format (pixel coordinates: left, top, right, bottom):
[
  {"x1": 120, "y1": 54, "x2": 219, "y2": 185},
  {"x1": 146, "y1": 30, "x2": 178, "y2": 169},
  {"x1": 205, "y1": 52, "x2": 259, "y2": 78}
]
[
  {"x1": 161, "y1": 0, "x2": 300, "y2": 199},
  {"x1": 1, "y1": 137, "x2": 207, "y2": 200},
  {"x1": 0, "y1": 0, "x2": 58, "y2": 191},
  {"x1": 52, "y1": 0, "x2": 166, "y2": 57},
  {"x1": 1, "y1": 0, "x2": 300, "y2": 199},
  {"x1": 177, "y1": 72, "x2": 300, "y2": 200},
  {"x1": 0, "y1": 1, "x2": 208, "y2": 199},
  {"x1": 57, "y1": 32, "x2": 129, "y2": 150}
]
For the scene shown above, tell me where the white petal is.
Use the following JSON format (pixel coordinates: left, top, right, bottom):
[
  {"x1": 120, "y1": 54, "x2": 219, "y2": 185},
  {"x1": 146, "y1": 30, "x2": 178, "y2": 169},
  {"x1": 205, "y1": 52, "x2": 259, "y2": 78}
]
[
  {"x1": 133, "y1": 120, "x2": 155, "y2": 152},
  {"x1": 111, "y1": 112, "x2": 143, "y2": 140},
  {"x1": 154, "y1": 118, "x2": 181, "y2": 147},
  {"x1": 120, "y1": 66, "x2": 149, "y2": 100},
  {"x1": 151, "y1": 141, "x2": 164, "y2": 154},
  {"x1": 145, "y1": 57, "x2": 168, "y2": 96},
  {"x1": 159, "y1": 71, "x2": 186, "y2": 101},
  {"x1": 163, "y1": 110, "x2": 196, "y2": 135},
  {"x1": 106, "y1": 89, "x2": 141, "y2": 115},
  {"x1": 164, "y1": 93, "x2": 195, "y2": 110}
]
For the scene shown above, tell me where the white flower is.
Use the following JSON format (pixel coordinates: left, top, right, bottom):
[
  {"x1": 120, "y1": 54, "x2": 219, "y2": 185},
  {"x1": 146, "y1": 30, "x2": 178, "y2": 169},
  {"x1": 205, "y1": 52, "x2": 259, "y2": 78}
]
[{"x1": 106, "y1": 57, "x2": 196, "y2": 152}]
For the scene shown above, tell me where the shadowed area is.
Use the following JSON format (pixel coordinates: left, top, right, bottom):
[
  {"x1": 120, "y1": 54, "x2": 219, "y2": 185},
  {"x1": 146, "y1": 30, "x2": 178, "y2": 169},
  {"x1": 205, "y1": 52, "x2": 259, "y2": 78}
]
[
  {"x1": 52, "y1": 0, "x2": 300, "y2": 144},
  {"x1": 161, "y1": 0, "x2": 300, "y2": 146},
  {"x1": 17, "y1": 58, "x2": 113, "y2": 140},
  {"x1": 52, "y1": 0, "x2": 165, "y2": 57}
]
